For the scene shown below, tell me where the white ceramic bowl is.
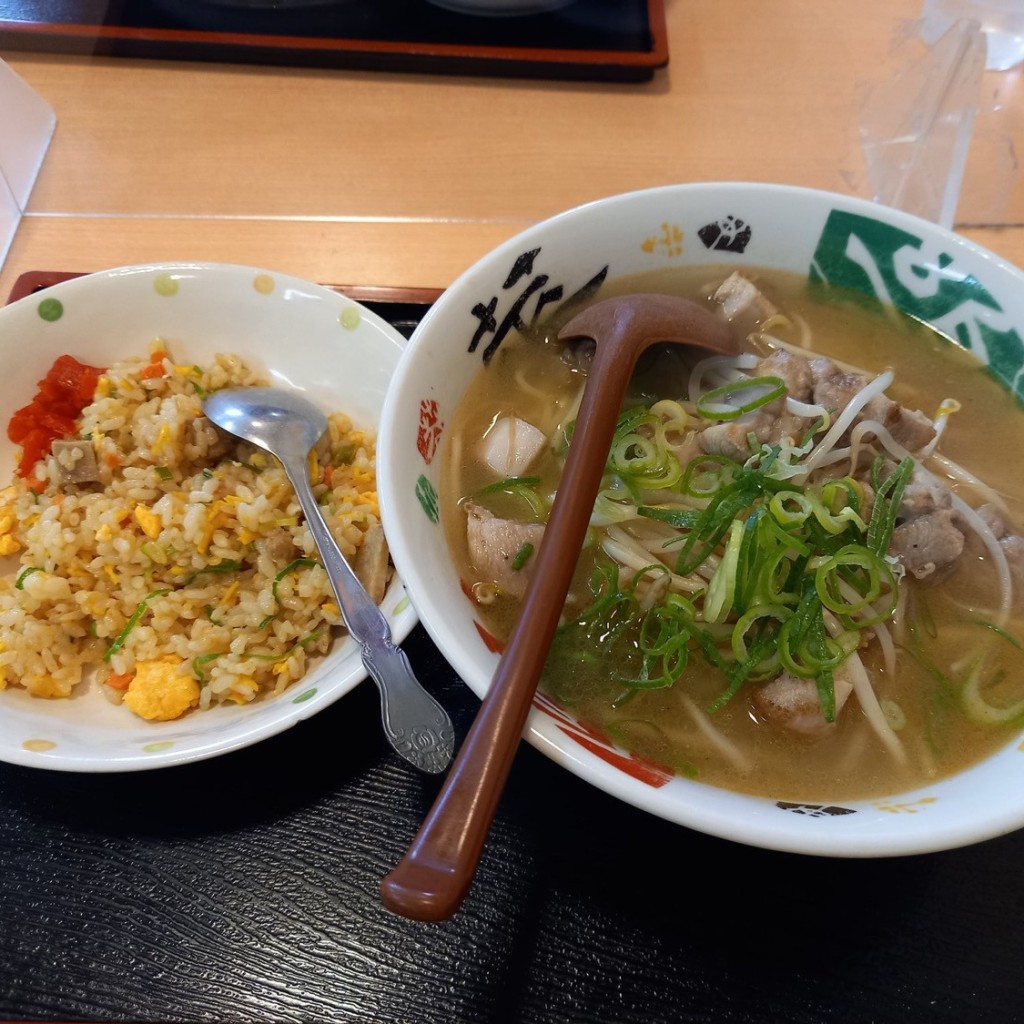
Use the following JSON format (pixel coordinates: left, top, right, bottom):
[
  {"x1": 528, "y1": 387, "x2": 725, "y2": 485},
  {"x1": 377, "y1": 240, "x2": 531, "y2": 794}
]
[
  {"x1": 378, "y1": 182, "x2": 1024, "y2": 857},
  {"x1": 0, "y1": 262, "x2": 415, "y2": 772}
]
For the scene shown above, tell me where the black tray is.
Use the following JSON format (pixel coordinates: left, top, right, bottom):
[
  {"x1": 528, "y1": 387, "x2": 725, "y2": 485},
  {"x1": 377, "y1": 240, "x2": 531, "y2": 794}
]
[
  {"x1": 1, "y1": 270, "x2": 1022, "y2": 1024},
  {"x1": 0, "y1": 0, "x2": 668, "y2": 82}
]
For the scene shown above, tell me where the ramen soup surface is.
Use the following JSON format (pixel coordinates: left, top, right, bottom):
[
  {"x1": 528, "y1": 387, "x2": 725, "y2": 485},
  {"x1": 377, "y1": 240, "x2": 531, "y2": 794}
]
[{"x1": 442, "y1": 266, "x2": 1024, "y2": 802}]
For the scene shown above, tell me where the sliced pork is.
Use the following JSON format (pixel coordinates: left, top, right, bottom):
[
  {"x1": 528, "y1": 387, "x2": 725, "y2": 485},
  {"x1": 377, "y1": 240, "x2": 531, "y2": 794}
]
[
  {"x1": 889, "y1": 508, "x2": 965, "y2": 581},
  {"x1": 711, "y1": 272, "x2": 778, "y2": 337},
  {"x1": 751, "y1": 671, "x2": 854, "y2": 737},
  {"x1": 465, "y1": 502, "x2": 545, "y2": 600},
  {"x1": 810, "y1": 358, "x2": 936, "y2": 454},
  {"x1": 262, "y1": 526, "x2": 298, "y2": 565},
  {"x1": 969, "y1": 503, "x2": 1024, "y2": 608},
  {"x1": 51, "y1": 439, "x2": 100, "y2": 486},
  {"x1": 696, "y1": 348, "x2": 815, "y2": 460},
  {"x1": 898, "y1": 464, "x2": 953, "y2": 518},
  {"x1": 352, "y1": 523, "x2": 391, "y2": 605},
  {"x1": 884, "y1": 466, "x2": 967, "y2": 583}
]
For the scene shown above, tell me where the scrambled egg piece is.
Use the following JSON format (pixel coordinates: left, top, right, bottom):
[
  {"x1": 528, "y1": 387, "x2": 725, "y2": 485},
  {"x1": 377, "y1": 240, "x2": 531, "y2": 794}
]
[
  {"x1": 23, "y1": 672, "x2": 74, "y2": 698},
  {"x1": 0, "y1": 486, "x2": 20, "y2": 556},
  {"x1": 133, "y1": 504, "x2": 162, "y2": 540},
  {"x1": 122, "y1": 656, "x2": 199, "y2": 721}
]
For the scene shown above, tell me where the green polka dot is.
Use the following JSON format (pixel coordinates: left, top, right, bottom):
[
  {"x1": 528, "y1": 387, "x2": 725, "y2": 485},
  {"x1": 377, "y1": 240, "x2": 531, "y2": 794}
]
[
  {"x1": 339, "y1": 307, "x2": 361, "y2": 330},
  {"x1": 37, "y1": 298, "x2": 63, "y2": 322},
  {"x1": 292, "y1": 688, "x2": 317, "y2": 704},
  {"x1": 154, "y1": 275, "x2": 179, "y2": 297},
  {"x1": 142, "y1": 741, "x2": 175, "y2": 753},
  {"x1": 393, "y1": 595, "x2": 411, "y2": 615}
]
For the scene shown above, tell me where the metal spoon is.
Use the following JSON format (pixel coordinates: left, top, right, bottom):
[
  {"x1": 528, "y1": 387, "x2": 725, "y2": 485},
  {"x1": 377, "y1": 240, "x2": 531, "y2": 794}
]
[
  {"x1": 379, "y1": 293, "x2": 740, "y2": 920},
  {"x1": 203, "y1": 386, "x2": 455, "y2": 774}
]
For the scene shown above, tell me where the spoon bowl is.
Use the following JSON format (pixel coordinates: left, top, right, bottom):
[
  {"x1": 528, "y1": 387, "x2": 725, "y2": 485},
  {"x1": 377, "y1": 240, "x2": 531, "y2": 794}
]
[
  {"x1": 203, "y1": 386, "x2": 328, "y2": 462},
  {"x1": 203, "y1": 386, "x2": 455, "y2": 775}
]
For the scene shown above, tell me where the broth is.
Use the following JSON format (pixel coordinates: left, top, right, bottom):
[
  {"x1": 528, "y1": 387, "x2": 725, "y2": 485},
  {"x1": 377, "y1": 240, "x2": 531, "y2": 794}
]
[{"x1": 441, "y1": 266, "x2": 1024, "y2": 802}]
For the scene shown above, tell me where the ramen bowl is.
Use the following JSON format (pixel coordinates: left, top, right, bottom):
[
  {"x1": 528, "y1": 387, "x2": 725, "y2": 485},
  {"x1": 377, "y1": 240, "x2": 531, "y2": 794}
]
[
  {"x1": 378, "y1": 182, "x2": 1024, "y2": 857},
  {"x1": 0, "y1": 262, "x2": 415, "y2": 772}
]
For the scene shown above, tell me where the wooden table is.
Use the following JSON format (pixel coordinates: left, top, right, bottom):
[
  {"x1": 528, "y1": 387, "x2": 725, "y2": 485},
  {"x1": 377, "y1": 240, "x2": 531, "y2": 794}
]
[
  {"x1": 2, "y1": 0, "x2": 1022, "y2": 302},
  {"x1": 2, "y1": 6, "x2": 1024, "y2": 1024}
]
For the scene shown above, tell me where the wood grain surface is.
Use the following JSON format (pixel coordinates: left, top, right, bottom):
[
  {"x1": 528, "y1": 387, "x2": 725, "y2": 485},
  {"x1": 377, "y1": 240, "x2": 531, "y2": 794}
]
[{"x1": 1, "y1": 0, "x2": 1021, "y2": 301}]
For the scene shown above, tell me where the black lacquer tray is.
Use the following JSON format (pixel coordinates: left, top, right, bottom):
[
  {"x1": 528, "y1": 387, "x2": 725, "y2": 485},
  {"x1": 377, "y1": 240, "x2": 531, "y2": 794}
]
[
  {"x1": 1, "y1": 270, "x2": 1023, "y2": 1024},
  {"x1": 0, "y1": 0, "x2": 668, "y2": 81}
]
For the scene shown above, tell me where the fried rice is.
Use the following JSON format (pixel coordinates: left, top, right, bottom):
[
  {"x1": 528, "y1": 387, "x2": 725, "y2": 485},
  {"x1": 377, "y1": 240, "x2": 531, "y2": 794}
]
[{"x1": 0, "y1": 343, "x2": 385, "y2": 721}]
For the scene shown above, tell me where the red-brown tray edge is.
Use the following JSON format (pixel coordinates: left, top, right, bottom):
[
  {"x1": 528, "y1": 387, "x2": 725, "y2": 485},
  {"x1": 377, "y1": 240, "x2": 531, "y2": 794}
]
[
  {"x1": 6, "y1": 271, "x2": 443, "y2": 308},
  {"x1": 0, "y1": 1, "x2": 668, "y2": 82}
]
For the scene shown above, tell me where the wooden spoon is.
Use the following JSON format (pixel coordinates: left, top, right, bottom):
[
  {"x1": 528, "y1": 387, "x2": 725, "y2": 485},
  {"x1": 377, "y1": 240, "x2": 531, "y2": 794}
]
[{"x1": 380, "y1": 293, "x2": 739, "y2": 921}]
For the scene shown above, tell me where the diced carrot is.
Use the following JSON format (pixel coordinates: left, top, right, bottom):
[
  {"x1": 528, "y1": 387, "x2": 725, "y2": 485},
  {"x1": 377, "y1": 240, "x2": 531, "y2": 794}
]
[
  {"x1": 105, "y1": 452, "x2": 121, "y2": 468},
  {"x1": 106, "y1": 672, "x2": 134, "y2": 691},
  {"x1": 139, "y1": 361, "x2": 167, "y2": 380}
]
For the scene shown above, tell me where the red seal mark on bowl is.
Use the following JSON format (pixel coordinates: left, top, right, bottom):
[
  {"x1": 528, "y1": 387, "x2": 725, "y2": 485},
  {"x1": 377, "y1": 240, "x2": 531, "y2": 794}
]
[{"x1": 416, "y1": 398, "x2": 444, "y2": 464}]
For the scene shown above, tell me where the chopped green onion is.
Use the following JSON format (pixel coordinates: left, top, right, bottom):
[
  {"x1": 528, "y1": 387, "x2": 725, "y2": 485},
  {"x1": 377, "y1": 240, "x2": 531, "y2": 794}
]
[
  {"x1": 180, "y1": 560, "x2": 243, "y2": 587},
  {"x1": 335, "y1": 442, "x2": 357, "y2": 465},
  {"x1": 695, "y1": 375, "x2": 786, "y2": 422},
  {"x1": 511, "y1": 542, "x2": 534, "y2": 571},
  {"x1": 671, "y1": 467, "x2": 770, "y2": 575},
  {"x1": 704, "y1": 519, "x2": 743, "y2": 623},
  {"x1": 103, "y1": 588, "x2": 171, "y2": 662},
  {"x1": 680, "y1": 454, "x2": 742, "y2": 498},
  {"x1": 192, "y1": 652, "x2": 221, "y2": 686},
  {"x1": 769, "y1": 490, "x2": 812, "y2": 528},
  {"x1": 480, "y1": 475, "x2": 540, "y2": 492},
  {"x1": 730, "y1": 603, "x2": 791, "y2": 680},
  {"x1": 637, "y1": 505, "x2": 702, "y2": 530},
  {"x1": 271, "y1": 558, "x2": 318, "y2": 606},
  {"x1": 605, "y1": 405, "x2": 683, "y2": 489},
  {"x1": 808, "y1": 492, "x2": 867, "y2": 535},
  {"x1": 975, "y1": 620, "x2": 1024, "y2": 651},
  {"x1": 247, "y1": 629, "x2": 325, "y2": 663},
  {"x1": 961, "y1": 657, "x2": 1024, "y2": 726},
  {"x1": 815, "y1": 545, "x2": 897, "y2": 626},
  {"x1": 798, "y1": 415, "x2": 828, "y2": 447},
  {"x1": 627, "y1": 593, "x2": 697, "y2": 690},
  {"x1": 140, "y1": 541, "x2": 168, "y2": 565},
  {"x1": 478, "y1": 476, "x2": 547, "y2": 518},
  {"x1": 15, "y1": 566, "x2": 42, "y2": 590},
  {"x1": 776, "y1": 584, "x2": 849, "y2": 701},
  {"x1": 707, "y1": 630, "x2": 779, "y2": 713},
  {"x1": 867, "y1": 456, "x2": 914, "y2": 555}
]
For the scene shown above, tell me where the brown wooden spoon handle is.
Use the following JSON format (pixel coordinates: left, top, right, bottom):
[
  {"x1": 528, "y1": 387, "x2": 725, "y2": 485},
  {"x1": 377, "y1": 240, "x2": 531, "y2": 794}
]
[{"x1": 380, "y1": 340, "x2": 638, "y2": 922}]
